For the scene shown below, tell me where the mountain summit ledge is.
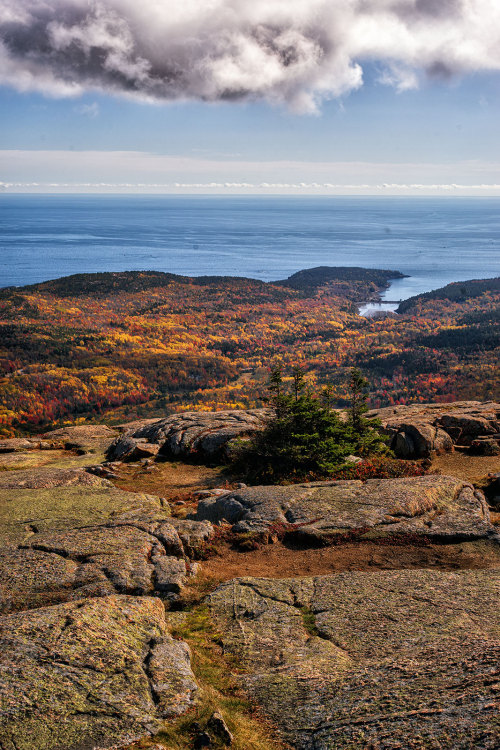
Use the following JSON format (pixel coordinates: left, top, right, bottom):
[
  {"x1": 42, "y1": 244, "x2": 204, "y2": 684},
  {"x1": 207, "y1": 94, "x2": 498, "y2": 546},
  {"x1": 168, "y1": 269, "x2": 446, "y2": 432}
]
[{"x1": 0, "y1": 401, "x2": 499, "y2": 750}]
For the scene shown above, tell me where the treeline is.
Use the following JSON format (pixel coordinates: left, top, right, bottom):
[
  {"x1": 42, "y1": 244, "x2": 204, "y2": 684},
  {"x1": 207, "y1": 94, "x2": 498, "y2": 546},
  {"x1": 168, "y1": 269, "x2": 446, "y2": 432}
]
[
  {"x1": 397, "y1": 277, "x2": 500, "y2": 313},
  {"x1": 0, "y1": 269, "x2": 498, "y2": 436}
]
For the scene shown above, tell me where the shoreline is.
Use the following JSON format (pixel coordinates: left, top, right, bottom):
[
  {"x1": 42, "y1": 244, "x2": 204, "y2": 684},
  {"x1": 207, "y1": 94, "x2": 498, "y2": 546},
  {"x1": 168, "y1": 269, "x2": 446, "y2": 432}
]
[{"x1": 358, "y1": 276, "x2": 405, "y2": 318}]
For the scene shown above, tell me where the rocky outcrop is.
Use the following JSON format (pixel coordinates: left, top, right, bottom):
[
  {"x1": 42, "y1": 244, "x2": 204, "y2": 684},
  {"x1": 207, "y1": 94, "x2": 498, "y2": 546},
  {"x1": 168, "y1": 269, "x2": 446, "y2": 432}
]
[
  {"x1": 369, "y1": 400, "x2": 500, "y2": 458},
  {"x1": 0, "y1": 449, "x2": 211, "y2": 749},
  {"x1": 1, "y1": 494, "x2": 213, "y2": 611},
  {"x1": 208, "y1": 570, "x2": 500, "y2": 749},
  {"x1": 0, "y1": 468, "x2": 166, "y2": 547},
  {"x1": 2, "y1": 404, "x2": 498, "y2": 750},
  {"x1": 0, "y1": 466, "x2": 109, "y2": 490},
  {"x1": 0, "y1": 595, "x2": 197, "y2": 750},
  {"x1": 0, "y1": 426, "x2": 118, "y2": 457},
  {"x1": 196, "y1": 475, "x2": 494, "y2": 543},
  {"x1": 108, "y1": 401, "x2": 500, "y2": 463},
  {"x1": 0, "y1": 438, "x2": 51, "y2": 453},
  {"x1": 0, "y1": 520, "x2": 204, "y2": 613},
  {"x1": 108, "y1": 409, "x2": 269, "y2": 462},
  {"x1": 0, "y1": 459, "x2": 214, "y2": 611},
  {"x1": 41, "y1": 424, "x2": 119, "y2": 454}
]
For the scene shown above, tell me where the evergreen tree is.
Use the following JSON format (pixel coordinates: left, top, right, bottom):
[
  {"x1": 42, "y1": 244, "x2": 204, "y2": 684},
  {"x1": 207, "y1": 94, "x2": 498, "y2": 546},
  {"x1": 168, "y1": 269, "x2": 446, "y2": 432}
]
[
  {"x1": 231, "y1": 366, "x2": 389, "y2": 483},
  {"x1": 232, "y1": 368, "x2": 346, "y2": 481},
  {"x1": 347, "y1": 367, "x2": 388, "y2": 456}
]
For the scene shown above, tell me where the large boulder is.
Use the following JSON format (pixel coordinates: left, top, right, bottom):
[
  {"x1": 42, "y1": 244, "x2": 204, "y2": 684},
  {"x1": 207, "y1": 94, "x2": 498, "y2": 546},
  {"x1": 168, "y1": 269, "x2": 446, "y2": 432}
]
[
  {"x1": 369, "y1": 401, "x2": 500, "y2": 458},
  {"x1": 469, "y1": 437, "x2": 500, "y2": 456},
  {"x1": 0, "y1": 595, "x2": 197, "y2": 750},
  {"x1": 389, "y1": 421, "x2": 453, "y2": 458},
  {"x1": 196, "y1": 475, "x2": 494, "y2": 543},
  {"x1": 208, "y1": 569, "x2": 500, "y2": 749},
  {"x1": 108, "y1": 409, "x2": 269, "y2": 462}
]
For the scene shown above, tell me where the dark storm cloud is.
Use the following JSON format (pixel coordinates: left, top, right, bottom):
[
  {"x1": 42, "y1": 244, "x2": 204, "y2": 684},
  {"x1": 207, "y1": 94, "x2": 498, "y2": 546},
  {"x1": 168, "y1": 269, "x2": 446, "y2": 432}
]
[{"x1": 0, "y1": 1, "x2": 498, "y2": 112}]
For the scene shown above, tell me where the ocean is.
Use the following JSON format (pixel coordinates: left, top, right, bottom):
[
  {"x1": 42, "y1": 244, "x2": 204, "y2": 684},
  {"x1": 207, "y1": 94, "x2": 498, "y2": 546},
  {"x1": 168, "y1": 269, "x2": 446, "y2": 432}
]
[{"x1": 1, "y1": 195, "x2": 499, "y2": 304}]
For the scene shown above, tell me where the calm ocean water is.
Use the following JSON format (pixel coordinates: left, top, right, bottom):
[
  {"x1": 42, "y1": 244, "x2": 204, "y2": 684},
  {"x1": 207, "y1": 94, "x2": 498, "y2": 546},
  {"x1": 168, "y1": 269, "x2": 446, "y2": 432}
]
[{"x1": 1, "y1": 195, "x2": 499, "y2": 303}]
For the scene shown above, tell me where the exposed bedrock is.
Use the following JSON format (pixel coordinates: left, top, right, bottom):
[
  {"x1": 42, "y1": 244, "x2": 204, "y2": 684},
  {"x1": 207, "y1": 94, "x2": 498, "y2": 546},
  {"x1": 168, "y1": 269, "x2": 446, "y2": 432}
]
[
  {"x1": 0, "y1": 516, "x2": 212, "y2": 613},
  {"x1": 196, "y1": 475, "x2": 495, "y2": 543},
  {"x1": 108, "y1": 408, "x2": 270, "y2": 462},
  {"x1": 107, "y1": 401, "x2": 500, "y2": 463},
  {"x1": 0, "y1": 464, "x2": 213, "y2": 612},
  {"x1": 208, "y1": 569, "x2": 500, "y2": 749},
  {"x1": 369, "y1": 400, "x2": 500, "y2": 458},
  {"x1": 0, "y1": 595, "x2": 197, "y2": 750},
  {"x1": 0, "y1": 425, "x2": 118, "y2": 457},
  {"x1": 0, "y1": 459, "x2": 205, "y2": 750},
  {"x1": 0, "y1": 467, "x2": 167, "y2": 547}
]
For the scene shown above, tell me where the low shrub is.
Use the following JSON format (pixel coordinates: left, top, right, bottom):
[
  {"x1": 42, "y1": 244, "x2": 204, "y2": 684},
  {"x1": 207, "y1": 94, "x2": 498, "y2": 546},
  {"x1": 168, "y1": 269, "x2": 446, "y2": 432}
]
[{"x1": 331, "y1": 456, "x2": 429, "y2": 480}]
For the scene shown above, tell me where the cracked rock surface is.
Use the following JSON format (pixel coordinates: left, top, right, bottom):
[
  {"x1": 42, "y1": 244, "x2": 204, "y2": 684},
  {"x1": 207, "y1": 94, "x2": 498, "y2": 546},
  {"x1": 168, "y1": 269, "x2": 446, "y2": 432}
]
[
  {"x1": 196, "y1": 475, "x2": 494, "y2": 542},
  {"x1": 369, "y1": 400, "x2": 500, "y2": 457},
  {"x1": 0, "y1": 460, "x2": 213, "y2": 612},
  {"x1": 0, "y1": 468, "x2": 167, "y2": 547},
  {"x1": 0, "y1": 595, "x2": 197, "y2": 750},
  {"x1": 208, "y1": 569, "x2": 500, "y2": 749},
  {"x1": 1, "y1": 516, "x2": 213, "y2": 613},
  {"x1": 108, "y1": 408, "x2": 269, "y2": 461},
  {"x1": 0, "y1": 455, "x2": 206, "y2": 749}
]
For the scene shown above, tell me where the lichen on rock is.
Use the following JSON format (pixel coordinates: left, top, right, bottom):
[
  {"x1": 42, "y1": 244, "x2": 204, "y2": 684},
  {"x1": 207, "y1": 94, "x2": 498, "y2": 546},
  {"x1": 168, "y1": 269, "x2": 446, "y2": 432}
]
[
  {"x1": 0, "y1": 595, "x2": 198, "y2": 750},
  {"x1": 208, "y1": 569, "x2": 500, "y2": 749}
]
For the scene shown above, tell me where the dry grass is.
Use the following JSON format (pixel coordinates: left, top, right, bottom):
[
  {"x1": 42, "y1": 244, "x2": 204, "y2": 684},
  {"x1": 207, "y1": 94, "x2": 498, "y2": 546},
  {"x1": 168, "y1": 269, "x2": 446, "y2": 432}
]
[
  {"x1": 125, "y1": 604, "x2": 290, "y2": 750},
  {"x1": 431, "y1": 451, "x2": 499, "y2": 485}
]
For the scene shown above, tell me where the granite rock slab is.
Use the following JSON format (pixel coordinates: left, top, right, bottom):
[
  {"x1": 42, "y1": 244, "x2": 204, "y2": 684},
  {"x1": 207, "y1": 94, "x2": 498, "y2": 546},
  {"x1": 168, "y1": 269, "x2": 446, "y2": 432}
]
[
  {"x1": 108, "y1": 409, "x2": 269, "y2": 461},
  {"x1": 0, "y1": 595, "x2": 197, "y2": 750},
  {"x1": 196, "y1": 475, "x2": 494, "y2": 543},
  {"x1": 208, "y1": 569, "x2": 500, "y2": 749},
  {"x1": 0, "y1": 468, "x2": 167, "y2": 548},
  {"x1": 41, "y1": 424, "x2": 119, "y2": 454},
  {"x1": 1, "y1": 516, "x2": 213, "y2": 612}
]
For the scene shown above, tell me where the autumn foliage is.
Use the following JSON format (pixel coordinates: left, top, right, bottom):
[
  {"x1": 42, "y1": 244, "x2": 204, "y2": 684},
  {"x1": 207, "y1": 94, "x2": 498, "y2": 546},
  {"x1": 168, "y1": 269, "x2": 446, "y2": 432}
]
[{"x1": 0, "y1": 270, "x2": 498, "y2": 437}]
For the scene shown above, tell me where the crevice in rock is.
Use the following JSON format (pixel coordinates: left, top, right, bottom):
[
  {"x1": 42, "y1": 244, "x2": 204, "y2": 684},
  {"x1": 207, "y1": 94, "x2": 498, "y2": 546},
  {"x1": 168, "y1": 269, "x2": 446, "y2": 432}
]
[
  {"x1": 142, "y1": 639, "x2": 160, "y2": 708},
  {"x1": 237, "y1": 579, "x2": 300, "y2": 608}
]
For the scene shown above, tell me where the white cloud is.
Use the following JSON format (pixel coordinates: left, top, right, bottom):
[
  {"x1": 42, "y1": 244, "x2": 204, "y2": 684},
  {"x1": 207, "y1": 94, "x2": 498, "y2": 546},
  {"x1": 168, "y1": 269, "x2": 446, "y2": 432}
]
[
  {"x1": 1, "y1": 1, "x2": 500, "y2": 112},
  {"x1": 2, "y1": 149, "x2": 500, "y2": 194}
]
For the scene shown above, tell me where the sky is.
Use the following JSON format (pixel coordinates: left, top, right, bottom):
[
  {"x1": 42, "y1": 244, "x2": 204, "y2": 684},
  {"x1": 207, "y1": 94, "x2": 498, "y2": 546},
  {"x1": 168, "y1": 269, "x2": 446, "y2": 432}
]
[{"x1": 1, "y1": 0, "x2": 500, "y2": 195}]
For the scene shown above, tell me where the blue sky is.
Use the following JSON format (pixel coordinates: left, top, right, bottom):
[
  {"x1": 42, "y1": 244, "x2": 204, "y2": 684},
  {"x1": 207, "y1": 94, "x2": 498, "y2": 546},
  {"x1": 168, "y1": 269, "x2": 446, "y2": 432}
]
[{"x1": 1, "y1": 1, "x2": 500, "y2": 194}]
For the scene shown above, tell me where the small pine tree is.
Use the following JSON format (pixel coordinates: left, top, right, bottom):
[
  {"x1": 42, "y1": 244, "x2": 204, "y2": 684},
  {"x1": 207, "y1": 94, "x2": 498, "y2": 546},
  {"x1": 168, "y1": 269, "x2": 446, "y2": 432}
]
[
  {"x1": 231, "y1": 367, "x2": 388, "y2": 483},
  {"x1": 231, "y1": 367, "x2": 353, "y2": 482},
  {"x1": 347, "y1": 368, "x2": 388, "y2": 456}
]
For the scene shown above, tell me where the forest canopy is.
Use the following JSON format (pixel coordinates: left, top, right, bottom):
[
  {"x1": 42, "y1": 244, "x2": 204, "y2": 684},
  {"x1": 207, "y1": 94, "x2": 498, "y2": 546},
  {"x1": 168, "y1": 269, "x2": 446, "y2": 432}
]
[{"x1": 0, "y1": 269, "x2": 498, "y2": 436}]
